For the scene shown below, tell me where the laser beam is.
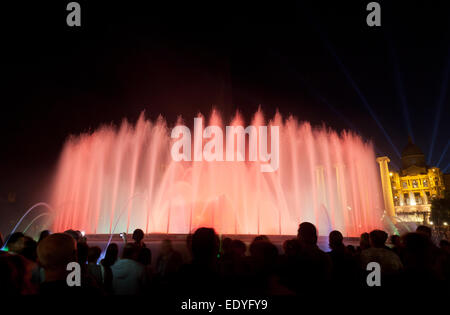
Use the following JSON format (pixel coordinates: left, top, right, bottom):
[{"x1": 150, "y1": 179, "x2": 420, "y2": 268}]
[
  {"x1": 428, "y1": 47, "x2": 450, "y2": 165},
  {"x1": 436, "y1": 139, "x2": 450, "y2": 168},
  {"x1": 307, "y1": 16, "x2": 402, "y2": 159},
  {"x1": 442, "y1": 162, "x2": 450, "y2": 173},
  {"x1": 269, "y1": 49, "x2": 401, "y2": 170},
  {"x1": 388, "y1": 37, "x2": 415, "y2": 143}
]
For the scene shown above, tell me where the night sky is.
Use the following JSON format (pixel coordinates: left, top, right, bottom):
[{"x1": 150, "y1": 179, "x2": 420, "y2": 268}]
[{"x1": 0, "y1": 1, "x2": 449, "y2": 232}]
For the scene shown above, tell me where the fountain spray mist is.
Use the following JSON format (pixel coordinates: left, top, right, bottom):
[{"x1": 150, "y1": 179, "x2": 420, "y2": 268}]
[{"x1": 50, "y1": 110, "x2": 384, "y2": 237}]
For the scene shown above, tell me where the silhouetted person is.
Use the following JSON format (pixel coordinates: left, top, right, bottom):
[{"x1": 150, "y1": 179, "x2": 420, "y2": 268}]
[
  {"x1": 21, "y1": 236, "x2": 37, "y2": 262},
  {"x1": 416, "y1": 225, "x2": 447, "y2": 283},
  {"x1": 6, "y1": 232, "x2": 25, "y2": 254},
  {"x1": 346, "y1": 245, "x2": 356, "y2": 255},
  {"x1": 75, "y1": 230, "x2": 86, "y2": 243},
  {"x1": 87, "y1": 246, "x2": 103, "y2": 287},
  {"x1": 101, "y1": 243, "x2": 119, "y2": 267},
  {"x1": 219, "y1": 239, "x2": 249, "y2": 294},
  {"x1": 249, "y1": 239, "x2": 292, "y2": 295},
  {"x1": 328, "y1": 230, "x2": 359, "y2": 288},
  {"x1": 399, "y1": 232, "x2": 442, "y2": 289},
  {"x1": 37, "y1": 233, "x2": 93, "y2": 295},
  {"x1": 156, "y1": 239, "x2": 182, "y2": 281},
  {"x1": 138, "y1": 247, "x2": 153, "y2": 287},
  {"x1": 358, "y1": 232, "x2": 370, "y2": 253},
  {"x1": 230, "y1": 239, "x2": 247, "y2": 258},
  {"x1": 4, "y1": 232, "x2": 39, "y2": 291},
  {"x1": 38, "y1": 230, "x2": 51, "y2": 244},
  {"x1": 138, "y1": 247, "x2": 152, "y2": 265},
  {"x1": 74, "y1": 241, "x2": 101, "y2": 293},
  {"x1": 360, "y1": 230, "x2": 403, "y2": 286},
  {"x1": 416, "y1": 225, "x2": 432, "y2": 238},
  {"x1": 111, "y1": 243, "x2": 147, "y2": 294},
  {"x1": 100, "y1": 243, "x2": 118, "y2": 295},
  {"x1": 132, "y1": 229, "x2": 146, "y2": 248},
  {"x1": 176, "y1": 228, "x2": 221, "y2": 296},
  {"x1": 64, "y1": 230, "x2": 80, "y2": 242},
  {"x1": 77, "y1": 241, "x2": 89, "y2": 267},
  {"x1": 221, "y1": 237, "x2": 233, "y2": 260},
  {"x1": 0, "y1": 252, "x2": 36, "y2": 294},
  {"x1": 282, "y1": 239, "x2": 301, "y2": 258},
  {"x1": 253, "y1": 235, "x2": 269, "y2": 243},
  {"x1": 390, "y1": 234, "x2": 402, "y2": 256},
  {"x1": 279, "y1": 222, "x2": 331, "y2": 294}
]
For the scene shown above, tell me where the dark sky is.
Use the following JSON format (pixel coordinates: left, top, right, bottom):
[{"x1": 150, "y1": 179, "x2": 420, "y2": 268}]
[{"x1": 0, "y1": 1, "x2": 449, "y2": 226}]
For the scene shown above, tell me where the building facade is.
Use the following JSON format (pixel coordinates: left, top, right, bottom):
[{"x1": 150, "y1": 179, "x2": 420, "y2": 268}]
[{"x1": 377, "y1": 138, "x2": 446, "y2": 223}]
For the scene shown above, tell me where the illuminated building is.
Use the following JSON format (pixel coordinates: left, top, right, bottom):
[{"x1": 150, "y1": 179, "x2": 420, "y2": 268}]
[{"x1": 377, "y1": 138, "x2": 446, "y2": 223}]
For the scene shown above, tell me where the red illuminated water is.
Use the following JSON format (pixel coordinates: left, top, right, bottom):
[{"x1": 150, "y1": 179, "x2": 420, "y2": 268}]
[{"x1": 50, "y1": 111, "x2": 383, "y2": 236}]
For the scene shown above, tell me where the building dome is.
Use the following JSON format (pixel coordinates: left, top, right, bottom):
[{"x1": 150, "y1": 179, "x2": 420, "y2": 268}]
[
  {"x1": 402, "y1": 139, "x2": 424, "y2": 157},
  {"x1": 401, "y1": 137, "x2": 426, "y2": 173}
]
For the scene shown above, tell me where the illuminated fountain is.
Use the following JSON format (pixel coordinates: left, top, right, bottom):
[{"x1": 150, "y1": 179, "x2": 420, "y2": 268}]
[{"x1": 50, "y1": 110, "x2": 384, "y2": 237}]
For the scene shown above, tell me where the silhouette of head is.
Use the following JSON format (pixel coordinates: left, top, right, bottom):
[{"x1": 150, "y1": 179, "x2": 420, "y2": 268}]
[
  {"x1": 329, "y1": 230, "x2": 344, "y2": 250},
  {"x1": 132, "y1": 229, "x2": 145, "y2": 244},
  {"x1": 38, "y1": 230, "x2": 51, "y2": 243},
  {"x1": 390, "y1": 234, "x2": 400, "y2": 246},
  {"x1": 7, "y1": 232, "x2": 25, "y2": 254},
  {"x1": 416, "y1": 225, "x2": 432, "y2": 238},
  {"x1": 230, "y1": 239, "x2": 246, "y2": 258},
  {"x1": 402, "y1": 232, "x2": 432, "y2": 269},
  {"x1": 87, "y1": 246, "x2": 101, "y2": 264},
  {"x1": 250, "y1": 240, "x2": 278, "y2": 275},
  {"x1": 21, "y1": 236, "x2": 37, "y2": 261},
  {"x1": 253, "y1": 235, "x2": 269, "y2": 242},
  {"x1": 64, "y1": 229, "x2": 79, "y2": 242},
  {"x1": 122, "y1": 243, "x2": 139, "y2": 260},
  {"x1": 77, "y1": 241, "x2": 89, "y2": 265},
  {"x1": 369, "y1": 230, "x2": 388, "y2": 248},
  {"x1": 191, "y1": 227, "x2": 219, "y2": 262},
  {"x1": 360, "y1": 232, "x2": 370, "y2": 249},
  {"x1": 297, "y1": 222, "x2": 317, "y2": 245},
  {"x1": 37, "y1": 233, "x2": 77, "y2": 280},
  {"x1": 74, "y1": 230, "x2": 83, "y2": 241},
  {"x1": 103, "y1": 243, "x2": 118, "y2": 266},
  {"x1": 346, "y1": 244, "x2": 356, "y2": 254},
  {"x1": 133, "y1": 229, "x2": 144, "y2": 243}
]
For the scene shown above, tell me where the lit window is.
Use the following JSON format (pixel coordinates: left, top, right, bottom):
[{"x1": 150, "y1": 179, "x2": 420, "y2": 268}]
[
  {"x1": 423, "y1": 179, "x2": 428, "y2": 187},
  {"x1": 412, "y1": 180, "x2": 418, "y2": 188},
  {"x1": 402, "y1": 181, "x2": 408, "y2": 189},
  {"x1": 414, "y1": 192, "x2": 421, "y2": 204}
]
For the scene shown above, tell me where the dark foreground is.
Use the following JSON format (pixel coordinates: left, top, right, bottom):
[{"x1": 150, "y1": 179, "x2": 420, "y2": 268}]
[{"x1": 1, "y1": 223, "x2": 449, "y2": 312}]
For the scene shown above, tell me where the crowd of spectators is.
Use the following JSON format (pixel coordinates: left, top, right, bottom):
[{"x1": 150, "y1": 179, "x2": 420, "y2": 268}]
[{"x1": 0, "y1": 222, "x2": 449, "y2": 296}]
